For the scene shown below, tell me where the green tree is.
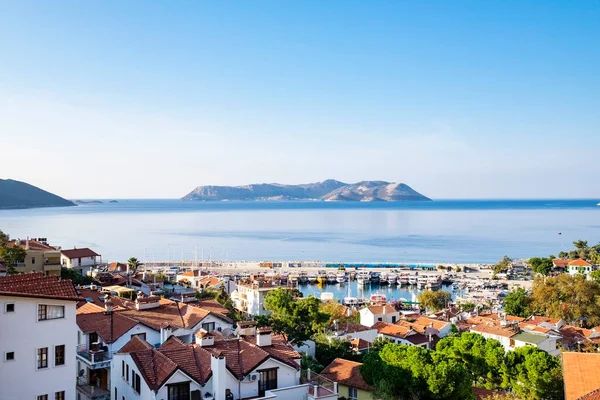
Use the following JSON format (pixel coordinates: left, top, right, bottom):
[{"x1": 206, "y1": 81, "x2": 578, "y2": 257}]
[
  {"x1": 313, "y1": 333, "x2": 358, "y2": 368},
  {"x1": 459, "y1": 301, "x2": 476, "y2": 312},
  {"x1": 127, "y1": 257, "x2": 142, "y2": 272},
  {"x1": 0, "y1": 230, "x2": 8, "y2": 246},
  {"x1": 60, "y1": 267, "x2": 93, "y2": 285},
  {"x1": 501, "y1": 346, "x2": 563, "y2": 400},
  {"x1": 590, "y1": 270, "x2": 600, "y2": 283},
  {"x1": 264, "y1": 288, "x2": 329, "y2": 345},
  {"x1": 417, "y1": 290, "x2": 452, "y2": 312},
  {"x1": 528, "y1": 257, "x2": 553, "y2": 276},
  {"x1": 301, "y1": 353, "x2": 324, "y2": 373},
  {"x1": 503, "y1": 287, "x2": 531, "y2": 318},
  {"x1": 557, "y1": 251, "x2": 568, "y2": 259},
  {"x1": 0, "y1": 245, "x2": 26, "y2": 274},
  {"x1": 493, "y1": 256, "x2": 512, "y2": 274}
]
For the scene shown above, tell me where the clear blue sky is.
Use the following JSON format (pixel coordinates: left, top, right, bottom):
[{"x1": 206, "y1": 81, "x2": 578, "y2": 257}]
[{"x1": 1, "y1": 1, "x2": 599, "y2": 199}]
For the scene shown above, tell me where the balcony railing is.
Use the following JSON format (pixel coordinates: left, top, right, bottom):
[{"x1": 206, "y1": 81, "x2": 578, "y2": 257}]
[
  {"x1": 76, "y1": 345, "x2": 113, "y2": 369},
  {"x1": 76, "y1": 377, "x2": 111, "y2": 400},
  {"x1": 300, "y1": 370, "x2": 337, "y2": 397}
]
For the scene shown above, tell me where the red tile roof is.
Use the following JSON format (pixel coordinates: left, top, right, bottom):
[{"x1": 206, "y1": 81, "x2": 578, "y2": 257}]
[
  {"x1": 568, "y1": 259, "x2": 592, "y2": 267},
  {"x1": 553, "y1": 259, "x2": 571, "y2": 268},
  {"x1": 114, "y1": 297, "x2": 211, "y2": 330},
  {"x1": 0, "y1": 272, "x2": 80, "y2": 301},
  {"x1": 321, "y1": 358, "x2": 373, "y2": 391},
  {"x1": 350, "y1": 338, "x2": 371, "y2": 352},
  {"x1": 470, "y1": 323, "x2": 519, "y2": 338},
  {"x1": 563, "y1": 352, "x2": 600, "y2": 400},
  {"x1": 108, "y1": 262, "x2": 128, "y2": 272},
  {"x1": 7, "y1": 239, "x2": 56, "y2": 251},
  {"x1": 61, "y1": 248, "x2": 100, "y2": 258},
  {"x1": 579, "y1": 389, "x2": 600, "y2": 400},
  {"x1": 76, "y1": 303, "x2": 139, "y2": 344},
  {"x1": 366, "y1": 304, "x2": 397, "y2": 315}
]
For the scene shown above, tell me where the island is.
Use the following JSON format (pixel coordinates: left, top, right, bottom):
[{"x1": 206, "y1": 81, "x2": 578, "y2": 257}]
[
  {"x1": 182, "y1": 179, "x2": 431, "y2": 202},
  {"x1": 0, "y1": 179, "x2": 76, "y2": 209},
  {"x1": 74, "y1": 200, "x2": 104, "y2": 204}
]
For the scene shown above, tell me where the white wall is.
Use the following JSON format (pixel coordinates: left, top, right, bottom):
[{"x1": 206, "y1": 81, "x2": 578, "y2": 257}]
[
  {"x1": 359, "y1": 309, "x2": 399, "y2": 327},
  {"x1": 156, "y1": 370, "x2": 205, "y2": 399},
  {"x1": 78, "y1": 323, "x2": 161, "y2": 354},
  {"x1": 0, "y1": 295, "x2": 77, "y2": 400},
  {"x1": 111, "y1": 353, "x2": 155, "y2": 400},
  {"x1": 472, "y1": 331, "x2": 512, "y2": 352}
]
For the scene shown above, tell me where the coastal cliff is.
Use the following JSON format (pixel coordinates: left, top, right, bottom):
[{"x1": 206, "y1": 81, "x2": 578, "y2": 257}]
[
  {"x1": 182, "y1": 180, "x2": 431, "y2": 202},
  {"x1": 0, "y1": 179, "x2": 76, "y2": 209}
]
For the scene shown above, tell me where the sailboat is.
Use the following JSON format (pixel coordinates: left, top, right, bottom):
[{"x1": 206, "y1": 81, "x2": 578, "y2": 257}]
[{"x1": 343, "y1": 284, "x2": 359, "y2": 306}]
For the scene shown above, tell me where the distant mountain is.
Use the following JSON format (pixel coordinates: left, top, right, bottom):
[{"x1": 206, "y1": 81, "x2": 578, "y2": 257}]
[
  {"x1": 182, "y1": 180, "x2": 431, "y2": 202},
  {"x1": 0, "y1": 179, "x2": 76, "y2": 209}
]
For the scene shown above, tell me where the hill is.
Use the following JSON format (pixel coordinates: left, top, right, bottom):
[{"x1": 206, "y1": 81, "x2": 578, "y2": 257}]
[
  {"x1": 182, "y1": 180, "x2": 431, "y2": 202},
  {"x1": 0, "y1": 179, "x2": 76, "y2": 209}
]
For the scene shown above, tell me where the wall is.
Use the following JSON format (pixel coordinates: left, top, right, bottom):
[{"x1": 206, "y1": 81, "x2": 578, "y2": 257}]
[
  {"x1": 79, "y1": 323, "x2": 161, "y2": 354},
  {"x1": 379, "y1": 334, "x2": 424, "y2": 347},
  {"x1": 0, "y1": 295, "x2": 77, "y2": 400},
  {"x1": 111, "y1": 353, "x2": 155, "y2": 400},
  {"x1": 339, "y1": 384, "x2": 373, "y2": 400},
  {"x1": 474, "y1": 331, "x2": 512, "y2": 352},
  {"x1": 155, "y1": 370, "x2": 205, "y2": 400}
]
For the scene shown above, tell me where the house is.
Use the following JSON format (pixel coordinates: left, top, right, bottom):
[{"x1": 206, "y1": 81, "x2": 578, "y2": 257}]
[
  {"x1": 559, "y1": 325, "x2": 600, "y2": 350},
  {"x1": 108, "y1": 262, "x2": 128, "y2": 273},
  {"x1": 328, "y1": 321, "x2": 379, "y2": 344},
  {"x1": 567, "y1": 259, "x2": 594, "y2": 278},
  {"x1": 359, "y1": 304, "x2": 399, "y2": 327},
  {"x1": 111, "y1": 327, "x2": 308, "y2": 400},
  {"x1": 230, "y1": 278, "x2": 281, "y2": 316},
  {"x1": 0, "y1": 272, "x2": 80, "y2": 400},
  {"x1": 521, "y1": 315, "x2": 566, "y2": 332},
  {"x1": 511, "y1": 332, "x2": 559, "y2": 356},
  {"x1": 4, "y1": 238, "x2": 62, "y2": 276},
  {"x1": 321, "y1": 358, "x2": 373, "y2": 400},
  {"x1": 61, "y1": 248, "x2": 102, "y2": 272},
  {"x1": 397, "y1": 316, "x2": 453, "y2": 339},
  {"x1": 373, "y1": 322, "x2": 433, "y2": 348},
  {"x1": 469, "y1": 323, "x2": 520, "y2": 352},
  {"x1": 552, "y1": 259, "x2": 571, "y2": 274},
  {"x1": 562, "y1": 352, "x2": 600, "y2": 400}
]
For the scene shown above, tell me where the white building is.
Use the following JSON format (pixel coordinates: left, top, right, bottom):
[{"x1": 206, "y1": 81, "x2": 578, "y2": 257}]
[
  {"x1": 111, "y1": 326, "x2": 316, "y2": 400},
  {"x1": 231, "y1": 279, "x2": 280, "y2": 316},
  {"x1": 0, "y1": 272, "x2": 80, "y2": 400},
  {"x1": 512, "y1": 332, "x2": 559, "y2": 356},
  {"x1": 566, "y1": 259, "x2": 595, "y2": 278},
  {"x1": 359, "y1": 304, "x2": 399, "y2": 327},
  {"x1": 61, "y1": 248, "x2": 102, "y2": 272}
]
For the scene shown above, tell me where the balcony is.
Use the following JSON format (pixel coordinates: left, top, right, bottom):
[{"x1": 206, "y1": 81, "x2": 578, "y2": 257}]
[
  {"x1": 76, "y1": 378, "x2": 111, "y2": 400},
  {"x1": 76, "y1": 345, "x2": 113, "y2": 370},
  {"x1": 301, "y1": 369, "x2": 338, "y2": 400}
]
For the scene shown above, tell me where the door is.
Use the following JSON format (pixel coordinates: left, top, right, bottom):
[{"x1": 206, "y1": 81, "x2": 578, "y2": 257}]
[{"x1": 258, "y1": 369, "x2": 278, "y2": 396}]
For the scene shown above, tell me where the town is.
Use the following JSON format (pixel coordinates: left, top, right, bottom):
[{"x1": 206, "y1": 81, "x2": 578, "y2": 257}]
[{"x1": 1, "y1": 231, "x2": 600, "y2": 400}]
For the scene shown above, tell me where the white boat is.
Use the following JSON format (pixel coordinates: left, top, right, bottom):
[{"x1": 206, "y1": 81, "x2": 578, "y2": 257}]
[
  {"x1": 357, "y1": 271, "x2": 370, "y2": 285},
  {"x1": 320, "y1": 292, "x2": 334, "y2": 302},
  {"x1": 289, "y1": 273, "x2": 299, "y2": 284},
  {"x1": 387, "y1": 273, "x2": 398, "y2": 285},
  {"x1": 336, "y1": 271, "x2": 347, "y2": 283},
  {"x1": 426, "y1": 275, "x2": 442, "y2": 290},
  {"x1": 343, "y1": 296, "x2": 360, "y2": 306},
  {"x1": 417, "y1": 276, "x2": 428, "y2": 290},
  {"x1": 398, "y1": 273, "x2": 409, "y2": 285},
  {"x1": 307, "y1": 273, "x2": 318, "y2": 284},
  {"x1": 326, "y1": 272, "x2": 337, "y2": 284},
  {"x1": 408, "y1": 274, "x2": 418, "y2": 286},
  {"x1": 379, "y1": 272, "x2": 389, "y2": 285},
  {"x1": 370, "y1": 292, "x2": 386, "y2": 303}
]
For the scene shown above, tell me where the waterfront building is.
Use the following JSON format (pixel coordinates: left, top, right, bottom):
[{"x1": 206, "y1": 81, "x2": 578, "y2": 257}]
[
  {"x1": 5, "y1": 238, "x2": 62, "y2": 276},
  {"x1": 0, "y1": 272, "x2": 79, "y2": 400},
  {"x1": 61, "y1": 248, "x2": 102, "y2": 273},
  {"x1": 230, "y1": 278, "x2": 280, "y2": 316}
]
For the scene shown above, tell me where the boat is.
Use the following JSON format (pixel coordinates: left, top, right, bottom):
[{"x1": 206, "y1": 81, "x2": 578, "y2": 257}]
[
  {"x1": 289, "y1": 273, "x2": 299, "y2": 285},
  {"x1": 417, "y1": 275, "x2": 428, "y2": 289},
  {"x1": 379, "y1": 272, "x2": 389, "y2": 285},
  {"x1": 343, "y1": 285, "x2": 359, "y2": 306},
  {"x1": 357, "y1": 271, "x2": 370, "y2": 285},
  {"x1": 336, "y1": 271, "x2": 347, "y2": 283},
  {"x1": 317, "y1": 271, "x2": 327, "y2": 285},
  {"x1": 326, "y1": 272, "x2": 337, "y2": 284},
  {"x1": 320, "y1": 292, "x2": 334, "y2": 302},
  {"x1": 370, "y1": 271, "x2": 380, "y2": 284},
  {"x1": 398, "y1": 273, "x2": 409, "y2": 285},
  {"x1": 387, "y1": 273, "x2": 398, "y2": 285},
  {"x1": 298, "y1": 273, "x2": 309, "y2": 284},
  {"x1": 370, "y1": 292, "x2": 386, "y2": 303},
  {"x1": 308, "y1": 273, "x2": 318, "y2": 284},
  {"x1": 426, "y1": 275, "x2": 442, "y2": 290},
  {"x1": 408, "y1": 274, "x2": 418, "y2": 286}
]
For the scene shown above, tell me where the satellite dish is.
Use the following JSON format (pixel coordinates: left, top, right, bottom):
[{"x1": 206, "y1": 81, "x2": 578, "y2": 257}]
[{"x1": 78, "y1": 369, "x2": 85, "y2": 377}]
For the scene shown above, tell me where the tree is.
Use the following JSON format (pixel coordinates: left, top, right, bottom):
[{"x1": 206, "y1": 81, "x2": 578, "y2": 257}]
[
  {"x1": 0, "y1": 230, "x2": 8, "y2": 246},
  {"x1": 528, "y1": 257, "x2": 553, "y2": 276},
  {"x1": 503, "y1": 287, "x2": 530, "y2": 318},
  {"x1": 590, "y1": 270, "x2": 600, "y2": 283},
  {"x1": 558, "y1": 251, "x2": 568, "y2": 259},
  {"x1": 417, "y1": 290, "x2": 452, "y2": 312},
  {"x1": 301, "y1": 353, "x2": 323, "y2": 373},
  {"x1": 264, "y1": 288, "x2": 329, "y2": 345},
  {"x1": 493, "y1": 256, "x2": 512, "y2": 274},
  {"x1": 127, "y1": 257, "x2": 142, "y2": 272},
  {"x1": 0, "y1": 245, "x2": 26, "y2": 274},
  {"x1": 459, "y1": 302, "x2": 476, "y2": 312},
  {"x1": 501, "y1": 346, "x2": 563, "y2": 400},
  {"x1": 60, "y1": 267, "x2": 93, "y2": 285},
  {"x1": 313, "y1": 333, "x2": 357, "y2": 368}
]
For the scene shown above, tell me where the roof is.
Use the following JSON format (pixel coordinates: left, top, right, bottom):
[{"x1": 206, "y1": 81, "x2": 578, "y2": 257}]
[
  {"x1": 472, "y1": 387, "x2": 508, "y2": 400},
  {"x1": 335, "y1": 322, "x2": 371, "y2": 334},
  {"x1": 189, "y1": 299, "x2": 230, "y2": 316},
  {"x1": 470, "y1": 323, "x2": 519, "y2": 338},
  {"x1": 579, "y1": 389, "x2": 600, "y2": 400},
  {"x1": 563, "y1": 352, "x2": 600, "y2": 400},
  {"x1": 524, "y1": 315, "x2": 562, "y2": 326},
  {"x1": 366, "y1": 304, "x2": 397, "y2": 315},
  {"x1": 7, "y1": 239, "x2": 56, "y2": 251},
  {"x1": 553, "y1": 259, "x2": 571, "y2": 268},
  {"x1": 375, "y1": 322, "x2": 413, "y2": 338},
  {"x1": 77, "y1": 288, "x2": 108, "y2": 308},
  {"x1": 568, "y1": 259, "x2": 592, "y2": 267},
  {"x1": 320, "y1": 358, "x2": 373, "y2": 391},
  {"x1": 61, "y1": 248, "x2": 100, "y2": 258},
  {"x1": 108, "y1": 262, "x2": 128, "y2": 272},
  {"x1": 0, "y1": 272, "x2": 80, "y2": 301},
  {"x1": 350, "y1": 338, "x2": 371, "y2": 352},
  {"x1": 76, "y1": 303, "x2": 139, "y2": 344},
  {"x1": 512, "y1": 332, "x2": 547, "y2": 345}
]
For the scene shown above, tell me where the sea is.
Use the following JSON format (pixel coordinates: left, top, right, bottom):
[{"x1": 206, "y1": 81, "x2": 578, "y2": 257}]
[{"x1": 0, "y1": 199, "x2": 599, "y2": 264}]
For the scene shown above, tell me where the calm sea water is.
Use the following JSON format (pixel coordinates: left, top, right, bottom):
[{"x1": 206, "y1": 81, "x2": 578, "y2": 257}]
[{"x1": 0, "y1": 199, "x2": 599, "y2": 263}]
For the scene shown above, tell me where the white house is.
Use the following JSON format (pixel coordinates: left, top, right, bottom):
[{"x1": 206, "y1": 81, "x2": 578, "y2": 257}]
[
  {"x1": 469, "y1": 323, "x2": 519, "y2": 352},
  {"x1": 373, "y1": 322, "x2": 433, "y2": 348},
  {"x1": 512, "y1": 332, "x2": 559, "y2": 356},
  {"x1": 567, "y1": 259, "x2": 595, "y2": 278},
  {"x1": 359, "y1": 304, "x2": 400, "y2": 327},
  {"x1": 0, "y1": 272, "x2": 80, "y2": 400},
  {"x1": 396, "y1": 316, "x2": 453, "y2": 339},
  {"x1": 231, "y1": 279, "x2": 280, "y2": 316},
  {"x1": 61, "y1": 248, "x2": 102, "y2": 272},
  {"x1": 111, "y1": 327, "x2": 307, "y2": 400}
]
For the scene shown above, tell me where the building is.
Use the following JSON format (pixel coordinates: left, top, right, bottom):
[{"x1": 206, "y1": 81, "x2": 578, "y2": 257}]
[
  {"x1": 111, "y1": 326, "x2": 307, "y2": 400},
  {"x1": 373, "y1": 322, "x2": 433, "y2": 348},
  {"x1": 511, "y1": 332, "x2": 559, "y2": 356},
  {"x1": 321, "y1": 358, "x2": 373, "y2": 400},
  {"x1": 359, "y1": 304, "x2": 399, "y2": 327},
  {"x1": 0, "y1": 272, "x2": 80, "y2": 400},
  {"x1": 5, "y1": 238, "x2": 62, "y2": 276},
  {"x1": 61, "y1": 248, "x2": 102, "y2": 272},
  {"x1": 567, "y1": 259, "x2": 594, "y2": 278},
  {"x1": 562, "y1": 352, "x2": 600, "y2": 400},
  {"x1": 396, "y1": 316, "x2": 453, "y2": 339},
  {"x1": 230, "y1": 279, "x2": 280, "y2": 316}
]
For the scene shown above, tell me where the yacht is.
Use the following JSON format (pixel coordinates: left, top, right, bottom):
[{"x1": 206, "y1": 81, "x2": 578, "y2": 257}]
[
  {"x1": 387, "y1": 273, "x2": 398, "y2": 285},
  {"x1": 357, "y1": 271, "x2": 370, "y2": 285},
  {"x1": 426, "y1": 275, "x2": 442, "y2": 290},
  {"x1": 336, "y1": 271, "x2": 347, "y2": 283},
  {"x1": 417, "y1": 275, "x2": 428, "y2": 290},
  {"x1": 298, "y1": 272, "x2": 309, "y2": 284},
  {"x1": 408, "y1": 274, "x2": 418, "y2": 286},
  {"x1": 370, "y1": 271, "x2": 380, "y2": 284},
  {"x1": 326, "y1": 272, "x2": 337, "y2": 284},
  {"x1": 379, "y1": 272, "x2": 389, "y2": 285},
  {"x1": 317, "y1": 271, "x2": 328, "y2": 285},
  {"x1": 289, "y1": 273, "x2": 299, "y2": 285},
  {"x1": 307, "y1": 273, "x2": 318, "y2": 284},
  {"x1": 398, "y1": 273, "x2": 409, "y2": 285},
  {"x1": 370, "y1": 292, "x2": 386, "y2": 303}
]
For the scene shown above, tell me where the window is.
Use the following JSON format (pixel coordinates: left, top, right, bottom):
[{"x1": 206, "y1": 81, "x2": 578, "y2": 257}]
[
  {"x1": 37, "y1": 347, "x2": 48, "y2": 369},
  {"x1": 349, "y1": 387, "x2": 358, "y2": 400},
  {"x1": 258, "y1": 368, "x2": 278, "y2": 396},
  {"x1": 391, "y1": 316, "x2": 397, "y2": 323},
  {"x1": 114, "y1": 388, "x2": 117, "y2": 400},
  {"x1": 37, "y1": 395, "x2": 48, "y2": 400},
  {"x1": 202, "y1": 322, "x2": 215, "y2": 332},
  {"x1": 131, "y1": 332, "x2": 146, "y2": 341},
  {"x1": 168, "y1": 382, "x2": 190, "y2": 400},
  {"x1": 126, "y1": 364, "x2": 129, "y2": 382},
  {"x1": 55, "y1": 391, "x2": 65, "y2": 400},
  {"x1": 5, "y1": 351, "x2": 15, "y2": 361},
  {"x1": 55, "y1": 345, "x2": 65, "y2": 366},
  {"x1": 133, "y1": 372, "x2": 141, "y2": 393},
  {"x1": 38, "y1": 304, "x2": 65, "y2": 321},
  {"x1": 5, "y1": 303, "x2": 15, "y2": 312},
  {"x1": 377, "y1": 317, "x2": 383, "y2": 322},
  {"x1": 122, "y1": 360, "x2": 125, "y2": 377}
]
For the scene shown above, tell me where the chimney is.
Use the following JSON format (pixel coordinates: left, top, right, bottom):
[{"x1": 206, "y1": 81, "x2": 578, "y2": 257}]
[
  {"x1": 237, "y1": 320, "x2": 258, "y2": 336},
  {"x1": 211, "y1": 351, "x2": 227, "y2": 400},
  {"x1": 104, "y1": 293, "x2": 113, "y2": 314},
  {"x1": 195, "y1": 330, "x2": 214, "y2": 347},
  {"x1": 25, "y1": 237, "x2": 30, "y2": 250},
  {"x1": 257, "y1": 327, "x2": 272, "y2": 347},
  {"x1": 160, "y1": 325, "x2": 173, "y2": 344}
]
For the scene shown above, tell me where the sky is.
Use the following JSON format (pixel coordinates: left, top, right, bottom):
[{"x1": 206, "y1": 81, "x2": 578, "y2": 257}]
[{"x1": 1, "y1": 1, "x2": 599, "y2": 199}]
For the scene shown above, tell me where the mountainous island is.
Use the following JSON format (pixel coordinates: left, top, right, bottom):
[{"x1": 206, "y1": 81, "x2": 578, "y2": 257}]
[
  {"x1": 182, "y1": 180, "x2": 431, "y2": 202},
  {"x1": 0, "y1": 179, "x2": 76, "y2": 209}
]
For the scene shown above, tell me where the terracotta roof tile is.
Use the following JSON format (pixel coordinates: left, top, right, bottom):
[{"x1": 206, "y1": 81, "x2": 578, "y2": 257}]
[
  {"x1": 350, "y1": 338, "x2": 371, "y2": 351},
  {"x1": 0, "y1": 272, "x2": 80, "y2": 301},
  {"x1": 119, "y1": 335, "x2": 155, "y2": 353},
  {"x1": 470, "y1": 323, "x2": 519, "y2": 338},
  {"x1": 61, "y1": 248, "x2": 100, "y2": 258},
  {"x1": 563, "y1": 352, "x2": 600, "y2": 400},
  {"x1": 7, "y1": 239, "x2": 56, "y2": 251},
  {"x1": 76, "y1": 303, "x2": 139, "y2": 344},
  {"x1": 321, "y1": 358, "x2": 373, "y2": 391},
  {"x1": 130, "y1": 349, "x2": 178, "y2": 391},
  {"x1": 568, "y1": 259, "x2": 592, "y2": 267},
  {"x1": 366, "y1": 304, "x2": 397, "y2": 315},
  {"x1": 579, "y1": 388, "x2": 600, "y2": 400},
  {"x1": 553, "y1": 259, "x2": 571, "y2": 268},
  {"x1": 115, "y1": 297, "x2": 212, "y2": 330},
  {"x1": 108, "y1": 262, "x2": 128, "y2": 272},
  {"x1": 188, "y1": 299, "x2": 230, "y2": 316}
]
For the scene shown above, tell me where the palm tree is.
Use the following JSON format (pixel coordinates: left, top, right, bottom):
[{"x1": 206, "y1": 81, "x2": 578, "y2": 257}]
[
  {"x1": 127, "y1": 257, "x2": 142, "y2": 273},
  {"x1": 573, "y1": 240, "x2": 588, "y2": 250}
]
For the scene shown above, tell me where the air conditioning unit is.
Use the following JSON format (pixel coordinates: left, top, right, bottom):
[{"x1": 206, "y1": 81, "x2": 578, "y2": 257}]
[{"x1": 247, "y1": 373, "x2": 259, "y2": 381}]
